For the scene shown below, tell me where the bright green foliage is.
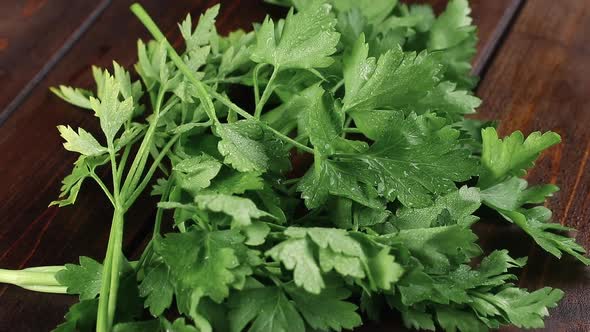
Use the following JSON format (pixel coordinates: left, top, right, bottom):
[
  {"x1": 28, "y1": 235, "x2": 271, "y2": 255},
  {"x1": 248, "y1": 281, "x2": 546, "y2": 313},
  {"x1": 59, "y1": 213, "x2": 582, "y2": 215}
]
[
  {"x1": 89, "y1": 73, "x2": 134, "y2": 144},
  {"x1": 138, "y1": 262, "x2": 173, "y2": 317},
  {"x1": 228, "y1": 286, "x2": 305, "y2": 332},
  {"x1": 342, "y1": 37, "x2": 441, "y2": 112},
  {"x1": 251, "y1": 0, "x2": 339, "y2": 70},
  {"x1": 285, "y1": 284, "x2": 362, "y2": 331},
  {"x1": 155, "y1": 229, "x2": 255, "y2": 303},
  {"x1": 479, "y1": 128, "x2": 561, "y2": 188},
  {"x1": 4, "y1": 1, "x2": 585, "y2": 332},
  {"x1": 58, "y1": 126, "x2": 107, "y2": 156},
  {"x1": 427, "y1": 0, "x2": 478, "y2": 88},
  {"x1": 342, "y1": 112, "x2": 478, "y2": 207},
  {"x1": 194, "y1": 193, "x2": 270, "y2": 226},
  {"x1": 56, "y1": 257, "x2": 103, "y2": 300},
  {"x1": 268, "y1": 227, "x2": 402, "y2": 294}
]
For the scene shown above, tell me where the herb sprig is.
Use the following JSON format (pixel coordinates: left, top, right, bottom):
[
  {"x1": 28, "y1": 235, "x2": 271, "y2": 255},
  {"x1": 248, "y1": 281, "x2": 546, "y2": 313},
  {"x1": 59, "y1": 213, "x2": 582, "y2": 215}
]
[{"x1": 0, "y1": 1, "x2": 587, "y2": 331}]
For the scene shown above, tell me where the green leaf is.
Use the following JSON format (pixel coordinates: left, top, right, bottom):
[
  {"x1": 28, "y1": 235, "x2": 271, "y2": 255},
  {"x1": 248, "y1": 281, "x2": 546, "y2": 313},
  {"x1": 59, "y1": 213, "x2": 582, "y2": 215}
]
[
  {"x1": 50, "y1": 85, "x2": 93, "y2": 109},
  {"x1": 342, "y1": 36, "x2": 441, "y2": 112},
  {"x1": 162, "y1": 318, "x2": 200, "y2": 332},
  {"x1": 216, "y1": 120, "x2": 290, "y2": 174},
  {"x1": 194, "y1": 193, "x2": 270, "y2": 227},
  {"x1": 414, "y1": 81, "x2": 481, "y2": 120},
  {"x1": 243, "y1": 221, "x2": 271, "y2": 246},
  {"x1": 89, "y1": 72, "x2": 134, "y2": 143},
  {"x1": 269, "y1": 227, "x2": 402, "y2": 293},
  {"x1": 427, "y1": 0, "x2": 477, "y2": 88},
  {"x1": 266, "y1": 237, "x2": 325, "y2": 294},
  {"x1": 228, "y1": 286, "x2": 305, "y2": 332},
  {"x1": 112, "y1": 320, "x2": 161, "y2": 332},
  {"x1": 387, "y1": 224, "x2": 481, "y2": 274},
  {"x1": 481, "y1": 177, "x2": 558, "y2": 211},
  {"x1": 208, "y1": 169, "x2": 264, "y2": 195},
  {"x1": 179, "y1": 5, "x2": 220, "y2": 52},
  {"x1": 392, "y1": 186, "x2": 481, "y2": 229},
  {"x1": 479, "y1": 127, "x2": 561, "y2": 188},
  {"x1": 343, "y1": 112, "x2": 478, "y2": 207},
  {"x1": 138, "y1": 261, "x2": 174, "y2": 317},
  {"x1": 174, "y1": 154, "x2": 222, "y2": 195},
  {"x1": 50, "y1": 155, "x2": 108, "y2": 207},
  {"x1": 499, "y1": 208, "x2": 590, "y2": 265},
  {"x1": 298, "y1": 155, "x2": 383, "y2": 210},
  {"x1": 57, "y1": 125, "x2": 107, "y2": 156},
  {"x1": 285, "y1": 284, "x2": 362, "y2": 331},
  {"x1": 486, "y1": 287, "x2": 563, "y2": 329},
  {"x1": 251, "y1": 0, "x2": 339, "y2": 70},
  {"x1": 155, "y1": 229, "x2": 251, "y2": 303},
  {"x1": 55, "y1": 257, "x2": 102, "y2": 300},
  {"x1": 435, "y1": 307, "x2": 488, "y2": 332},
  {"x1": 52, "y1": 299, "x2": 98, "y2": 332}
]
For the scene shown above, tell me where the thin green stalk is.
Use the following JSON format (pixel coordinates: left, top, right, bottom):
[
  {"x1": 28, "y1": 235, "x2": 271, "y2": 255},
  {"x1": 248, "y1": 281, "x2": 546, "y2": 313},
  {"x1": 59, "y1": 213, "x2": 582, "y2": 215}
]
[
  {"x1": 90, "y1": 173, "x2": 115, "y2": 207},
  {"x1": 281, "y1": 178, "x2": 300, "y2": 186},
  {"x1": 96, "y1": 215, "x2": 115, "y2": 332},
  {"x1": 130, "y1": 4, "x2": 315, "y2": 155},
  {"x1": 97, "y1": 147, "x2": 124, "y2": 332},
  {"x1": 107, "y1": 210, "x2": 124, "y2": 328},
  {"x1": 0, "y1": 269, "x2": 61, "y2": 286},
  {"x1": 22, "y1": 266, "x2": 64, "y2": 273},
  {"x1": 20, "y1": 285, "x2": 67, "y2": 294},
  {"x1": 124, "y1": 134, "x2": 180, "y2": 209},
  {"x1": 254, "y1": 66, "x2": 278, "y2": 119},
  {"x1": 330, "y1": 78, "x2": 344, "y2": 94},
  {"x1": 253, "y1": 63, "x2": 267, "y2": 110},
  {"x1": 343, "y1": 127, "x2": 362, "y2": 134},
  {"x1": 149, "y1": 144, "x2": 170, "y2": 177},
  {"x1": 153, "y1": 174, "x2": 174, "y2": 238},
  {"x1": 117, "y1": 144, "x2": 133, "y2": 181},
  {"x1": 121, "y1": 87, "x2": 165, "y2": 196}
]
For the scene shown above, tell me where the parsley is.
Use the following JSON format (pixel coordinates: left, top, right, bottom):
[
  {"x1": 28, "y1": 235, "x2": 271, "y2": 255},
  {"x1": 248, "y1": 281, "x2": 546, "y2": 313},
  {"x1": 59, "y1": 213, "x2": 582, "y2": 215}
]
[{"x1": 0, "y1": 1, "x2": 587, "y2": 331}]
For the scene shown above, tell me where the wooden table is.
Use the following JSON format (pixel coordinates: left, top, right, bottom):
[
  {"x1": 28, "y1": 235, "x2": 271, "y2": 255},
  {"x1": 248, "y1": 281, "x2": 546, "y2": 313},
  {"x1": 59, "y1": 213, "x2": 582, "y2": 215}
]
[{"x1": 1, "y1": 0, "x2": 589, "y2": 331}]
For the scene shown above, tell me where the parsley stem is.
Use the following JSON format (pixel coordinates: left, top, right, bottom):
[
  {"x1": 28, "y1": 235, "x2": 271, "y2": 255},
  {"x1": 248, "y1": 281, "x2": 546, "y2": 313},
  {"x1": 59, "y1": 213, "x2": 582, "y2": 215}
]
[
  {"x1": 0, "y1": 269, "x2": 61, "y2": 287},
  {"x1": 253, "y1": 63, "x2": 267, "y2": 108},
  {"x1": 124, "y1": 133, "x2": 180, "y2": 210},
  {"x1": 21, "y1": 285, "x2": 68, "y2": 294},
  {"x1": 330, "y1": 78, "x2": 344, "y2": 94},
  {"x1": 117, "y1": 144, "x2": 132, "y2": 180},
  {"x1": 106, "y1": 210, "x2": 124, "y2": 326},
  {"x1": 343, "y1": 127, "x2": 362, "y2": 134},
  {"x1": 254, "y1": 66, "x2": 278, "y2": 119},
  {"x1": 153, "y1": 173, "x2": 174, "y2": 239},
  {"x1": 121, "y1": 86, "x2": 165, "y2": 197},
  {"x1": 96, "y1": 214, "x2": 115, "y2": 332},
  {"x1": 90, "y1": 173, "x2": 115, "y2": 207},
  {"x1": 131, "y1": 3, "x2": 315, "y2": 155}
]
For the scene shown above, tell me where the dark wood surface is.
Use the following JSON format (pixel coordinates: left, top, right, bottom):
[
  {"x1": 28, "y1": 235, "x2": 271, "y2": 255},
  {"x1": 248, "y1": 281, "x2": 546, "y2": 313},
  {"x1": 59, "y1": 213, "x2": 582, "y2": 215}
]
[{"x1": 0, "y1": 0, "x2": 587, "y2": 331}]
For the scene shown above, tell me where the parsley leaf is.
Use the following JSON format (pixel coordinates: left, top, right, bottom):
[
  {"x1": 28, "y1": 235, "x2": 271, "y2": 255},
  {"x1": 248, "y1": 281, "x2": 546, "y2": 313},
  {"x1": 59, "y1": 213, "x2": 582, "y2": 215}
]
[
  {"x1": 342, "y1": 35, "x2": 441, "y2": 112},
  {"x1": 56, "y1": 257, "x2": 103, "y2": 300},
  {"x1": 479, "y1": 127, "x2": 561, "y2": 188},
  {"x1": 228, "y1": 286, "x2": 305, "y2": 332},
  {"x1": 251, "y1": 0, "x2": 339, "y2": 70}
]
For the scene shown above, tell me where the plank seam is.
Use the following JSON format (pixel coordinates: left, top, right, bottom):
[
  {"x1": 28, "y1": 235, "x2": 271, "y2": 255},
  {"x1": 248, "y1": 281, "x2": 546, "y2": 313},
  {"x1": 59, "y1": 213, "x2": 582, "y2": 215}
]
[
  {"x1": 0, "y1": 0, "x2": 112, "y2": 127},
  {"x1": 473, "y1": 0, "x2": 526, "y2": 80}
]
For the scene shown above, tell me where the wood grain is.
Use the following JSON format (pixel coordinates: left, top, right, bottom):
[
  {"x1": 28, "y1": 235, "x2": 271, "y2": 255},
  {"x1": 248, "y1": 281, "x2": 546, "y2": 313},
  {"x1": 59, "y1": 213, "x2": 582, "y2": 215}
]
[
  {"x1": 474, "y1": 0, "x2": 590, "y2": 331},
  {"x1": 0, "y1": 0, "x2": 545, "y2": 331},
  {"x1": 0, "y1": 0, "x2": 109, "y2": 120}
]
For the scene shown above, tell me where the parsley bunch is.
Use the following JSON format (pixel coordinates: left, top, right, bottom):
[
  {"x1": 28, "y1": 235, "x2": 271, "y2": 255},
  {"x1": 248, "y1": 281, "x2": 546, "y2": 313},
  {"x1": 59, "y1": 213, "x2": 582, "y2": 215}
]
[{"x1": 0, "y1": 1, "x2": 587, "y2": 331}]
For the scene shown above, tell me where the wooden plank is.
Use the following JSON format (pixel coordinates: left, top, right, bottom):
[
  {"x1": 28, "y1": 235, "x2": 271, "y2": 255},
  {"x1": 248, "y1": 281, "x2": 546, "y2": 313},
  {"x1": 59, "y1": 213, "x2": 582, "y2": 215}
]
[
  {"x1": 0, "y1": 0, "x2": 110, "y2": 121},
  {"x1": 474, "y1": 0, "x2": 590, "y2": 331},
  {"x1": 0, "y1": 0, "x2": 519, "y2": 330}
]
